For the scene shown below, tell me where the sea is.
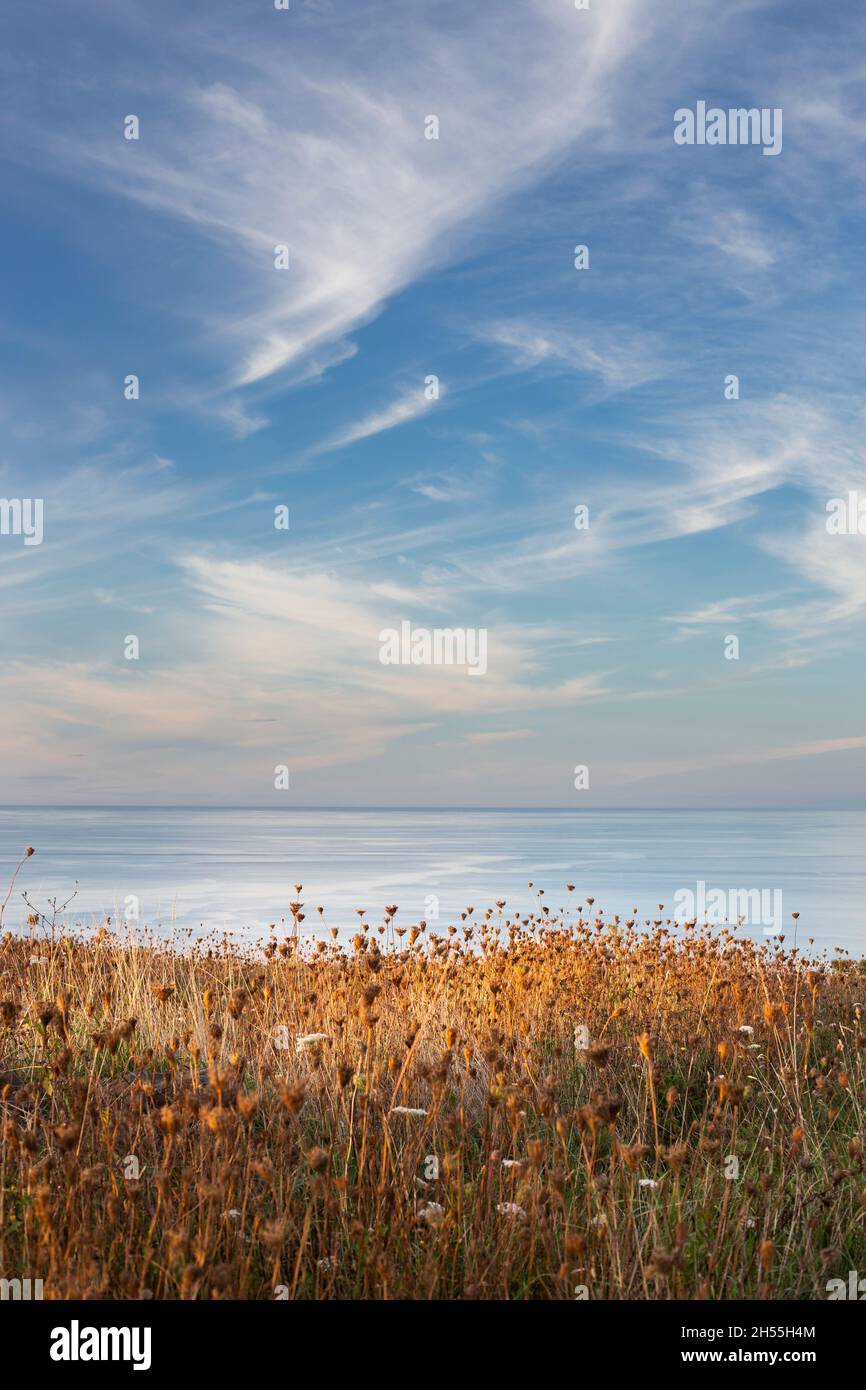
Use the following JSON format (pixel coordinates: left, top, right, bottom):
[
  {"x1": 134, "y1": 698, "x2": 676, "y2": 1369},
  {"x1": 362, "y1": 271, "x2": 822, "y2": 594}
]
[{"x1": 0, "y1": 807, "x2": 864, "y2": 957}]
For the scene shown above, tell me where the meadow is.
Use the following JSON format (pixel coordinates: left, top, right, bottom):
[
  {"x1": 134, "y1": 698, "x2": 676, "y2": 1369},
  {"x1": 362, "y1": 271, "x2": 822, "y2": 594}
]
[{"x1": 1, "y1": 862, "x2": 864, "y2": 1300}]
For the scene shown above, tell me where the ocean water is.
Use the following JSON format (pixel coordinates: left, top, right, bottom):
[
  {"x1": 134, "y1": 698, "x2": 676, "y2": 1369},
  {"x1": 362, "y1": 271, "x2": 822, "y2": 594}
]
[{"x1": 0, "y1": 807, "x2": 864, "y2": 956}]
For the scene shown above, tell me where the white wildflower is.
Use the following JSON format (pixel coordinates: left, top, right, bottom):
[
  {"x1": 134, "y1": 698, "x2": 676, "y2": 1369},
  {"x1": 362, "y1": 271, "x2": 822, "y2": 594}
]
[
  {"x1": 418, "y1": 1202, "x2": 445, "y2": 1228},
  {"x1": 497, "y1": 1202, "x2": 527, "y2": 1218}
]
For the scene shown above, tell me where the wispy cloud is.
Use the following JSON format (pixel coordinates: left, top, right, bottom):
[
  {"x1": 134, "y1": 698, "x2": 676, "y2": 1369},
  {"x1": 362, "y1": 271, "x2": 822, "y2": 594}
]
[
  {"x1": 478, "y1": 319, "x2": 666, "y2": 393},
  {"x1": 674, "y1": 191, "x2": 781, "y2": 276},
  {"x1": 0, "y1": 552, "x2": 610, "y2": 799},
  {"x1": 317, "y1": 383, "x2": 440, "y2": 453},
  {"x1": 8, "y1": 0, "x2": 649, "y2": 414}
]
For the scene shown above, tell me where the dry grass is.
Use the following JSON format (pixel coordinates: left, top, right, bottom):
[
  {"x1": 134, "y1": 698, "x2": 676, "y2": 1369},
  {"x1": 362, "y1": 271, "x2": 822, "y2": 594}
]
[{"x1": 1, "y1": 877, "x2": 865, "y2": 1300}]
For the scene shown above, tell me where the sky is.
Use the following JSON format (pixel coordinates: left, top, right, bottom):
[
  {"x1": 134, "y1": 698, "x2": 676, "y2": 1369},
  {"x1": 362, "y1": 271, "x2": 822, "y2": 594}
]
[{"x1": 1, "y1": 0, "x2": 866, "y2": 808}]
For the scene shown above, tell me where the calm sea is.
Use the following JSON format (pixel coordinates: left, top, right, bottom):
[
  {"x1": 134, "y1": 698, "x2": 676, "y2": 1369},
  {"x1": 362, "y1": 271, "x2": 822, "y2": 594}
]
[{"x1": 0, "y1": 808, "x2": 864, "y2": 955}]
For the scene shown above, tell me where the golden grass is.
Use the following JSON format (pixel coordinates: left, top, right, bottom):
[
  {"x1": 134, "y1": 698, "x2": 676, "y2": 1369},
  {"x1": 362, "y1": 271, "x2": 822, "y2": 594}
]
[{"x1": 1, "y1": 884, "x2": 865, "y2": 1300}]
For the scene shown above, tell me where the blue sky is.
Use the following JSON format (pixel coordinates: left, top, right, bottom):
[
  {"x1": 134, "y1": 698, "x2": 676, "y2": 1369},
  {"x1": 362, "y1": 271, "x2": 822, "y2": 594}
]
[{"x1": 2, "y1": 0, "x2": 866, "y2": 807}]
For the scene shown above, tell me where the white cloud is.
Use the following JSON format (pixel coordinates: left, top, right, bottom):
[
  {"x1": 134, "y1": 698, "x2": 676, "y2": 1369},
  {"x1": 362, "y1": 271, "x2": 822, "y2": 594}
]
[
  {"x1": 17, "y1": 0, "x2": 649, "y2": 404},
  {"x1": 674, "y1": 193, "x2": 780, "y2": 274},
  {"x1": 465, "y1": 729, "x2": 532, "y2": 745},
  {"x1": 318, "y1": 383, "x2": 439, "y2": 453},
  {"x1": 0, "y1": 553, "x2": 610, "y2": 798},
  {"x1": 608, "y1": 734, "x2": 866, "y2": 789},
  {"x1": 764, "y1": 519, "x2": 866, "y2": 624},
  {"x1": 479, "y1": 319, "x2": 665, "y2": 392}
]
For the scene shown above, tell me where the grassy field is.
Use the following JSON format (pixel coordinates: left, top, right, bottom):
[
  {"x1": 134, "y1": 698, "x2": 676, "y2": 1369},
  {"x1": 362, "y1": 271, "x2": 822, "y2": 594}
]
[{"x1": 1, "y1": 873, "x2": 865, "y2": 1300}]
